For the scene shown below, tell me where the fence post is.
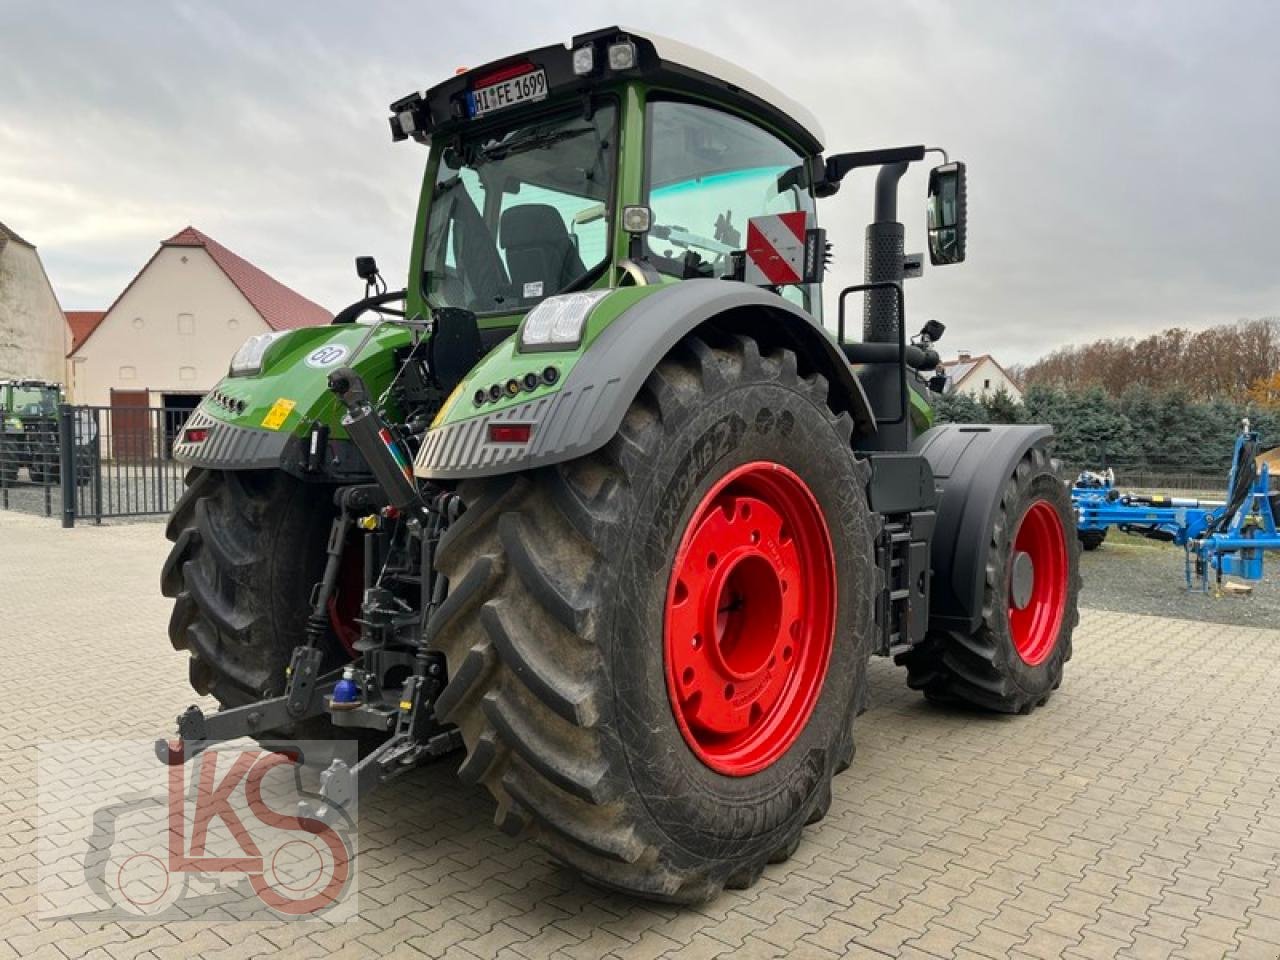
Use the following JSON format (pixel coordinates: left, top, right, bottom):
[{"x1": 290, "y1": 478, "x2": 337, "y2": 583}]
[{"x1": 59, "y1": 404, "x2": 75, "y2": 528}]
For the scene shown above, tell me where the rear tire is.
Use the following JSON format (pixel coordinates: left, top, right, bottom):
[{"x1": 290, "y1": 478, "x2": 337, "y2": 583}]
[
  {"x1": 161, "y1": 469, "x2": 350, "y2": 725},
  {"x1": 430, "y1": 333, "x2": 876, "y2": 901},
  {"x1": 897, "y1": 444, "x2": 1080, "y2": 713}
]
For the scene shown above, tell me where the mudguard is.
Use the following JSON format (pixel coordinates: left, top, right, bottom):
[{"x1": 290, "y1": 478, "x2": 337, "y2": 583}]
[
  {"x1": 415, "y1": 280, "x2": 875, "y2": 480},
  {"x1": 913, "y1": 423, "x2": 1054, "y2": 634}
]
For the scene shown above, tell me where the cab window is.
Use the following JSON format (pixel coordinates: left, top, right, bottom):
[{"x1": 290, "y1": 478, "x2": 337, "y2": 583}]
[
  {"x1": 644, "y1": 99, "x2": 818, "y2": 314},
  {"x1": 425, "y1": 104, "x2": 616, "y2": 315}
]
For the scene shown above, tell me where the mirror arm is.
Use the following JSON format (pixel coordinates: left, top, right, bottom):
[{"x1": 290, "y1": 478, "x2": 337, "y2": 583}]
[{"x1": 821, "y1": 145, "x2": 926, "y2": 192}]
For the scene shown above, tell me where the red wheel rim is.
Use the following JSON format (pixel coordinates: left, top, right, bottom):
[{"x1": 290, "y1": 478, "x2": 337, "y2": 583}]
[
  {"x1": 664, "y1": 461, "x2": 836, "y2": 776},
  {"x1": 1008, "y1": 499, "x2": 1068, "y2": 666}
]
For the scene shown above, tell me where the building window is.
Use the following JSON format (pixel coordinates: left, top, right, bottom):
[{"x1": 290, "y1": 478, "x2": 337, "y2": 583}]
[
  {"x1": 983, "y1": 378, "x2": 991, "y2": 390},
  {"x1": 119, "y1": 365, "x2": 137, "y2": 380},
  {"x1": 179, "y1": 366, "x2": 196, "y2": 381},
  {"x1": 178, "y1": 313, "x2": 195, "y2": 335}
]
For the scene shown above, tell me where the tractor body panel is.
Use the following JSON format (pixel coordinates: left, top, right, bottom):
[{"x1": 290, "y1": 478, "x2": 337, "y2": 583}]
[
  {"x1": 415, "y1": 280, "x2": 875, "y2": 480},
  {"x1": 914, "y1": 423, "x2": 1053, "y2": 633},
  {"x1": 172, "y1": 323, "x2": 411, "y2": 476}
]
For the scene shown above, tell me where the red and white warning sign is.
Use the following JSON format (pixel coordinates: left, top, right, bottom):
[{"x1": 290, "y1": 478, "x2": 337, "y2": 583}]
[{"x1": 744, "y1": 211, "x2": 808, "y2": 286}]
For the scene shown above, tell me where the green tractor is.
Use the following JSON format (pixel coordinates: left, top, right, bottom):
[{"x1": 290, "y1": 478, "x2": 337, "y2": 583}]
[
  {"x1": 162, "y1": 27, "x2": 1080, "y2": 902},
  {"x1": 1, "y1": 379, "x2": 62, "y2": 484}
]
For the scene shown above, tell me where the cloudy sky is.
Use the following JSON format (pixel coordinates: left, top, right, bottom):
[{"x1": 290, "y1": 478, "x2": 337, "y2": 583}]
[{"x1": 2, "y1": 1, "x2": 1277, "y2": 363}]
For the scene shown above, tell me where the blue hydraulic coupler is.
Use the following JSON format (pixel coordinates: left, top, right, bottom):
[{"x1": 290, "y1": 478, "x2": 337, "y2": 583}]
[{"x1": 332, "y1": 666, "x2": 362, "y2": 708}]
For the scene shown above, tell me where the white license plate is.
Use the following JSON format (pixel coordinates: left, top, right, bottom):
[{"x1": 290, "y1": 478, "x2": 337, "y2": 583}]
[{"x1": 468, "y1": 69, "x2": 548, "y2": 118}]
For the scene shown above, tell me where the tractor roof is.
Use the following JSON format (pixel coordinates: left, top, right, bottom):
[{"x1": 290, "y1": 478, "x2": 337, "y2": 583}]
[{"x1": 390, "y1": 26, "x2": 825, "y2": 155}]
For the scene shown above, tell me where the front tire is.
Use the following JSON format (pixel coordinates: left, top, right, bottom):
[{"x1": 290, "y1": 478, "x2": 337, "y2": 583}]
[
  {"x1": 897, "y1": 444, "x2": 1080, "y2": 713},
  {"x1": 430, "y1": 333, "x2": 876, "y2": 901}
]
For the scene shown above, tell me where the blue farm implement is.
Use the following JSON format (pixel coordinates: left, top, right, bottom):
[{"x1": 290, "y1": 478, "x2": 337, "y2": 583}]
[{"x1": 1072, "y1": 423, "x2": 1280, "y2": 592}]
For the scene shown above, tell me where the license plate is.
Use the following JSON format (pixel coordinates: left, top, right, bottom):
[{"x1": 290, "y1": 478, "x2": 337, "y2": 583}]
[{"x1": 468, "y1": 68, "x2": 547, "y2": 118}]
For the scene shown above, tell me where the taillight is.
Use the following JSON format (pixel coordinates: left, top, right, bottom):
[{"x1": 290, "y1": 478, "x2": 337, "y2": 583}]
[
  {"x1": 471, "y1": 60, "x2": 536, "y2": 87},
  {"x1": 488, "y1": 423, "x2": 532, "y2": 444},
  {"x1": 183, "y1": 427, "x2": 208, "y2": 444}
]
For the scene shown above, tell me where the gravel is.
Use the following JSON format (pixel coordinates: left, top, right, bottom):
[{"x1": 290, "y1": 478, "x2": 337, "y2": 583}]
[{"x1": 1079, "y1": 530, "x2": 1280, "y2": 628}]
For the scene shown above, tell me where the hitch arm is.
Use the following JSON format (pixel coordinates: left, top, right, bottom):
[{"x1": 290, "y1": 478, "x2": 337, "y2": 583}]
[{"x1": 157, "y1": 646, "x2": 338, "y2": 763}]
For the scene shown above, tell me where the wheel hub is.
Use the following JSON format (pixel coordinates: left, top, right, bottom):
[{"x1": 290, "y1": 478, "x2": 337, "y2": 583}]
[
  {"x1": 664, "y1": 462, "x2": 836, "y2": 776},
  {"x1": 1009, "y1": 550, "x2": 1035, "y2": 610}
]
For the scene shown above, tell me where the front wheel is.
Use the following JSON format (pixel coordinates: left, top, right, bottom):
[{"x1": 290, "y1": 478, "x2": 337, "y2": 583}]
[
  {"x1": 897, "y1": 444, "x2": 1080, "y2": 713},
  {"x1": 430, "y1": 333, "x2": 876, "y2": 901}
]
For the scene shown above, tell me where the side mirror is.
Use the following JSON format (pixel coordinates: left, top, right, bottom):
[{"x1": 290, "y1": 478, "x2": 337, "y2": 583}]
[
  {"x1": 926, "y1": 162, "x2": 966, "y2": 265},
  {"x1": 428, "y1": 307, "x2": 483, "y2": 392},
  {"x1": 355, "y1": 256, "x2": 379, "y2": 281}
]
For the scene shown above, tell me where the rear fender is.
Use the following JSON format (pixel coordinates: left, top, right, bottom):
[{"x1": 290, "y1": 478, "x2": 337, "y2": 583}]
[
  {"x1": 913, "y1": 423, "x2": 1053, "y2": 633},
  {"x1": 415, "y1": 280, "x2": 875, "y2": 480},
  {"x1": 171, "y1": 322, "x2": 411, "y2": 476}
]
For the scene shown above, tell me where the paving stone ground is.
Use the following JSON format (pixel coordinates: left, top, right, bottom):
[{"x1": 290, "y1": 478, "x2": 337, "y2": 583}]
[{"x1": 3, "y1": 509, "x2": 1280, "y2": 959}]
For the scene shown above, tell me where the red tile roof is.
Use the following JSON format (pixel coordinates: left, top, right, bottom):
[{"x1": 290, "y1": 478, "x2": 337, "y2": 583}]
[
  {"x1": 161, "y1": 226, "x2": 331, "y2": 331},
  {"x1": 65, "y1": 311, "x2": 106, "y2": 354}
]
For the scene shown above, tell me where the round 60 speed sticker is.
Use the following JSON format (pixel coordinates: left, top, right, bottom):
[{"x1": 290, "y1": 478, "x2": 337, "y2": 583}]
[{"x1": 305, "y1": 344, "x2": 349, "y2": 368}]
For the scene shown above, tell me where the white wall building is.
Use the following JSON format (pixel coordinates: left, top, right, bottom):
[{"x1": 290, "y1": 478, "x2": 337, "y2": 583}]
[
  {"x1": 938, "y1": 352, "x2": 1023, "y2": 402},
  {"x1": 0, "y1": 221, "x2": 69, "y2": 384},
  {"x1": 69, "y1": 226, "x2": 330, "y2": 407}
]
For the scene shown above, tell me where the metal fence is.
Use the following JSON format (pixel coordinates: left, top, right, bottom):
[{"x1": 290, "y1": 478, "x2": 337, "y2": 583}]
[{"x1": 0, "y1": 405, "x2": 192, "y2": 525}]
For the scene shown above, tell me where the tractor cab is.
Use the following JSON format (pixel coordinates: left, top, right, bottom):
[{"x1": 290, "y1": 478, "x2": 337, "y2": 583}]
[
  {"x1": 1, "y1": 379, "x2": 60, "y2": 426},
  {"x1": 391, "y1": 27, "x2": 965, "y2": 450},
  {"x1": 391, "y1": 28, "x2": 831, "y2": 336}
]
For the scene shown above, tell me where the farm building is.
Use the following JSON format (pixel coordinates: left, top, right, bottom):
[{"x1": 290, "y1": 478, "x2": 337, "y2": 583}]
[
  {"x1": 68, "y1": 226, "x2": 331, "y2": 408},
  {"x1": 937, "y1": 351, "x2": 1023, "y2": 402},
  {"x1": 0, "y1": 221, "x2": 69, "y2": 384}
]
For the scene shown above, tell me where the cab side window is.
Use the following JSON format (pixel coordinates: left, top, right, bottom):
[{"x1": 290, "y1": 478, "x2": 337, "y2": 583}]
[{"x1": 645, "y1": 99, "x2": 818, "y2": 314}]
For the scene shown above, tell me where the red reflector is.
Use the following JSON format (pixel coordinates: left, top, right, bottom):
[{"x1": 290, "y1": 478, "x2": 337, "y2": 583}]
[
  {"x1": 473, "y1": 60, "x2": 535, "y2": 87},
  {"x1": 183, "y1": 428, "x2": 208, "y2": 443},
  {"x1": 488, "y1": 423, "x2": 532, "y2": 444}
]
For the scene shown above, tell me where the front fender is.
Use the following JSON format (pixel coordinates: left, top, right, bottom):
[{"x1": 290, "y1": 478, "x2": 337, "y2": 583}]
[
  {"x1": 913, "y1": 423, "x2": 1054, "y2": 633},
  {"x1": 415, "y1": 280, "x2": 875, "y2": 480}
]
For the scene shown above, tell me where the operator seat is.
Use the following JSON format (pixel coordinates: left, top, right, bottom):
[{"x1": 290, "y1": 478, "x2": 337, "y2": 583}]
[{"x1": 499, "y1": 204, "x2": 586, "y2": 297}]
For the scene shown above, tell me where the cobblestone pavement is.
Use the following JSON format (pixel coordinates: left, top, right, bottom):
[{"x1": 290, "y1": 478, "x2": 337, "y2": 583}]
[{"x1": 3, "y1": 510, "x2": 1280, "y2": 959}]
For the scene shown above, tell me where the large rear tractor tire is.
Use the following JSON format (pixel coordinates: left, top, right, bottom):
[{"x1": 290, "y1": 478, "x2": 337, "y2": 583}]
[
  {"x1": 161, "y1": 470, "x2": 353, "y2": 730},
  {"x1": 430, "y1": 333, "x2": 876, "y2": 902},
  {"x1": 897, "y1": 444, "x2": 1080, "y2": 713}
]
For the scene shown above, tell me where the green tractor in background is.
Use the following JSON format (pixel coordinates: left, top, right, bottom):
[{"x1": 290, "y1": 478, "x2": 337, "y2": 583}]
[
  {"x1": 162, "y1": 28, "x2": 1080, "y2": 902},
  {"x1": 1, "y1": 379, "x2": 62, "y2": 484}
]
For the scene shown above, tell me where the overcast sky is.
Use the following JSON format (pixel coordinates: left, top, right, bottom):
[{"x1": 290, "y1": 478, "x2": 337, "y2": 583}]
[{"x1": 2, "y1": 1, "x2": 1277, "y2": 363}]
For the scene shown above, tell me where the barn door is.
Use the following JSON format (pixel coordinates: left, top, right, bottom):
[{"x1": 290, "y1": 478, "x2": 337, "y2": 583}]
[{"x1": 110, "y1": 389, "x2": 151, "y2": 462}]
